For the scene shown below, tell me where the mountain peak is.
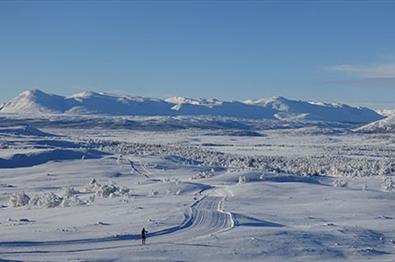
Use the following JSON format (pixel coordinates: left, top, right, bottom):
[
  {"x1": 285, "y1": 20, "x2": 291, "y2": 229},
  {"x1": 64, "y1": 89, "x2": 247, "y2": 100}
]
[
  {"x1": 20, "y1": 89, "x2": 47, "y2": 98},
  {"x1": 165, "y1": 96, "x2": 202, "y2": 105},
  {"x1": 244, "y1": 96, "x2": 289, "y2": 105},
  {"x1": 0, "y1": 90, "x2": 384, "y2": 124},
  {"x1": 165, "y1": 96, "x2": 222, "y2": 106},
  {"x1": 70, "y1": 91, "x2": 99, "y2": 97}
]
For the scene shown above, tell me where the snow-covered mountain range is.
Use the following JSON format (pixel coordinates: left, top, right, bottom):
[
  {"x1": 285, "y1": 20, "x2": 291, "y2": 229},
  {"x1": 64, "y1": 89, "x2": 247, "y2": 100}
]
[{"x1": 0, "y1": 89, "x2": 384, "y2": 124}]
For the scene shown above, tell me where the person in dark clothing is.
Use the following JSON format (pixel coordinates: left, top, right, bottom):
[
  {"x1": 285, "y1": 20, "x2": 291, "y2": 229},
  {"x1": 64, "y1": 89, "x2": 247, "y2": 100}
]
[{"x1": 141, "y1": 227, "x2": 147, "y2": 245}]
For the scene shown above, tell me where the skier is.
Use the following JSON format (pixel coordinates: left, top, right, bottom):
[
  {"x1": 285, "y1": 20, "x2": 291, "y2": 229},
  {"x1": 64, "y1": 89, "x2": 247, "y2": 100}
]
[{"x1": 141, "y1": 227, "x2": 147, "y2": 245}]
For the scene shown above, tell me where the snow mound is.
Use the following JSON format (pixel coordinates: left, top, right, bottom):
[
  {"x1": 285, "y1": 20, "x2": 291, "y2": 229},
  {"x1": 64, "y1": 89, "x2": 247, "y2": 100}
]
[
  {"x1": 8, "y1": 180, "x2": 132, "y2": 209},
  {"x1": 149, "y1": 180, "x2": 212, "y2": 196},
  {"x1": 8, "y1": 191, "x2": 80, "y2": 209},
  {"x1": 28, "y1": 192, "x2": 86, "y2": 208},
  {"x1": 29, "y1": 192, "x2": 64, "y2": 208},
  {"x1": 63, "y1": 187, "x2": 80, "y2": 197},
  {"x1": 61, "y1": 195, "x2": 87, "y2": 207},
  {"x1": 84, "y1": 179, "x2": 131, "y2": 198},
  {"x1": 333, "y1": 179, "x2": 348, "y2": 188},
  {"x1": 0, "y1": 149, "x2": 105, "y2": 168},
  {"x1": 0, "y1": 125, "x2": 55, "y2": 137}
]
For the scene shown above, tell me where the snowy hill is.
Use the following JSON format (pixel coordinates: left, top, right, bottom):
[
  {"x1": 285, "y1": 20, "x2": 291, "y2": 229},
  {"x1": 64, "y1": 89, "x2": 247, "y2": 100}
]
[
  {"x1": 356, "y1": 114, "x2": 395, "y2": 133},
  {"x1": 358, "y1": 109, "x2": 395, "y2": 133},
  {"x1": 376, "y1": 109, "x2": 395, "y2": 117},
  {"x1": 0, "y1": 125, "x2": 56, "y2": 137},
  {"x1": 0, "y1": 89, "x2": 383, "y2": 124},
  {"x1": 1, "y1": 90, "x2": 173, "y2": 116},
  {"x1": 1, "y1": 90, "x2": 70, "y2": 114},
  {"x1": 245, "y1": 96, "x2": 382, "y2": 123}
]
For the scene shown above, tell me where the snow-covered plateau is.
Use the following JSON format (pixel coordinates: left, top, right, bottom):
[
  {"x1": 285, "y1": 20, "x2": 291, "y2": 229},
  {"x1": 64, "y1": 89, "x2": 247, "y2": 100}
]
[{"x1": 0, "y1": 92, "x2": 395, "y2": 261}]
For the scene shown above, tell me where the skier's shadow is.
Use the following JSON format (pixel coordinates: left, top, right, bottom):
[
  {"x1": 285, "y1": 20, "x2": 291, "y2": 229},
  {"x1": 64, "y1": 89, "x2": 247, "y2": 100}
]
[
  {"x1": 0, "y1": 218, "x2": 193, "y2": 249},
  {"x1": 0, "y1": 233, "x2": 139, "y2": 248}
]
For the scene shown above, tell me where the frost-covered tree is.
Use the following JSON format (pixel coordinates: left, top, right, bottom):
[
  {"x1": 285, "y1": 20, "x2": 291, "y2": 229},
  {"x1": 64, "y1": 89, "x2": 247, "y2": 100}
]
[
  {"x1": 333, "y1": 179, "x2": 348, "y2": 188},
  {"x1": 8, "y1": 192, "x2": 30, "y2": 207},
  {"x1": 381, "y1": 177, "x2": 394, "y2": 192}
]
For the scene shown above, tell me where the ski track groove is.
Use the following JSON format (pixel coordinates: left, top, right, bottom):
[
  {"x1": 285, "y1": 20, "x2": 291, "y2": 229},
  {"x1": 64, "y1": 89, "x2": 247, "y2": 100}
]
[
  {"x1": 128, "y1": 159, "x2": 149, "y2": 178},
  {"x1": 0, "y1": 191, "x2": 235, "y2": 256},
  {"x1": 151, "y1": 195, "x2": 234, "y2": 242}
]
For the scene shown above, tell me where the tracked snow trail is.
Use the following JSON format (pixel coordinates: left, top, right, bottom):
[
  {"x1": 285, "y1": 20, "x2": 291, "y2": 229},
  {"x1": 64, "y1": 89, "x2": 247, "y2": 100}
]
[
  {"x1": 128, "y1": 159, "x2": 150, "y2": 178},
  {"x1": 187, "y1": 195, "x2": 234, "y2": 237},
  {"x1": 150, "y1": 195, "x2": 234, "y2": 242},
  {"x1": 0, "y1": 189, "x2": 234, "y2": 257},
  {"x1": 126, "y1": 159, "x2": 234, "y2": 239}
]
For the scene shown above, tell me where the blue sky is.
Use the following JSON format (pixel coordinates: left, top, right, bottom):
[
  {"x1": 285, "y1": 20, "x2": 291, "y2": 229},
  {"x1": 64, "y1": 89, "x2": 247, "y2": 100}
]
[{"x1": 1, "y1": 1, "x2": 395, "y2": 108}]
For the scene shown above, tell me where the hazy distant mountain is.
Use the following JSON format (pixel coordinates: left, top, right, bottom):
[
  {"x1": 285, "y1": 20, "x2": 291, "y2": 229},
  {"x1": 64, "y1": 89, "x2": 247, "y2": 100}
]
[
  {"x1": 356, "y1": 113, "x2": 395, "y2": 133},
  {"x1": 245, "y1": 96, "x2": 382, "y2": 123},
  {"x1": 0, "y1": 89, "x2": 383, "y2": 124},
  {"x1": 376, "y1": 109, "x2": 395, "y2": 117}
]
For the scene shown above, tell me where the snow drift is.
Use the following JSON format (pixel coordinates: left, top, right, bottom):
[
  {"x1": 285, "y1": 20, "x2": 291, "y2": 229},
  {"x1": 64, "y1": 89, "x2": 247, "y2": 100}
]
[
  {"x1": 0, "y1": 149, "x2": 105, "y2": 168},
  {"x1": 0, "y1": 125, "x2": 55, "y2": 137}
]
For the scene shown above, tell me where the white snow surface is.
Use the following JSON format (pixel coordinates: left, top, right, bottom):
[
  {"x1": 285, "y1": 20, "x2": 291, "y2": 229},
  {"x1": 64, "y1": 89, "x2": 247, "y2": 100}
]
[
  {"x1": 0, "y1": 115, "x2": 395, "y2": 261},
  {"x1": 0, "y1": 89, "x2": 383, "y2": 124},
  {"x1": 357, "y1": 114, "x2": 395, "y2": 133},
  {"x1": 377, "y1": 109, "x2": 395, "y2": 117}
]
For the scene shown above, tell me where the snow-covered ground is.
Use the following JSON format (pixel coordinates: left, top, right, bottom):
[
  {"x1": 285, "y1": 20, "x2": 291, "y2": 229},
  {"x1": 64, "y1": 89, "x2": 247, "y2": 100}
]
[
  {"x1": 0, "y1": 116, "x2": 395, "y2": 261},
  {"x1": 358, "y1": 114, "x2": 395, "y2": 133}
]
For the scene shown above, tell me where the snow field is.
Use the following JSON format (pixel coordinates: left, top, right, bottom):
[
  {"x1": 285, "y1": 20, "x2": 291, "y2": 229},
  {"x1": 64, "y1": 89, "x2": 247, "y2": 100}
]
[{"x1": 0, "y1": 124, "x2": 394, "y2": 261}]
